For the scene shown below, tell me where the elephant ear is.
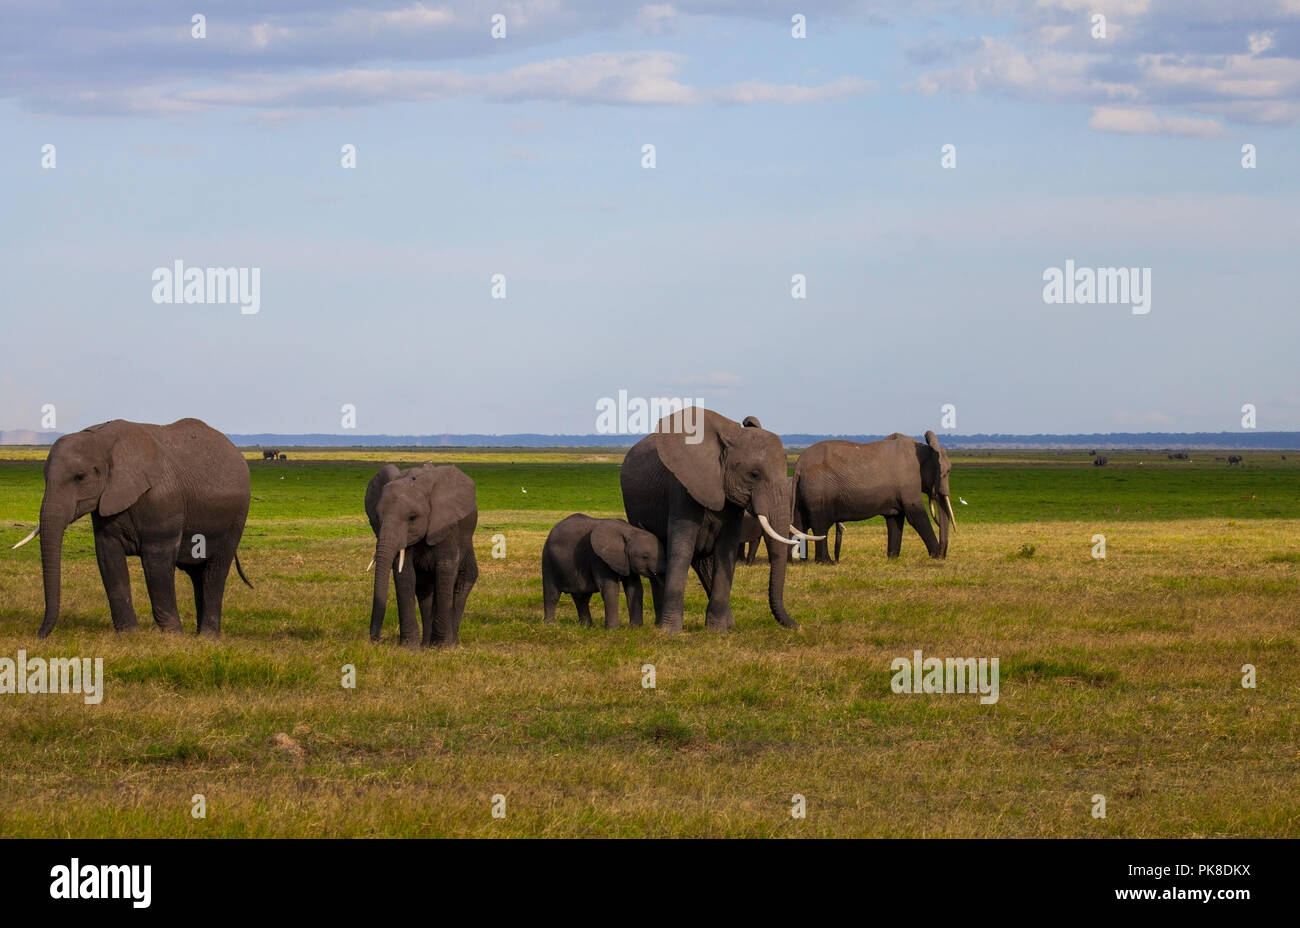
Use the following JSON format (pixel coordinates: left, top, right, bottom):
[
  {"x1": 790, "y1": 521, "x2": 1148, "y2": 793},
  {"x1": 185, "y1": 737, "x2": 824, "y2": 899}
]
[
  {"x1": 742, "y1": 416, "x2": 762, "y2": 428},
  {"x1": 365, "y1": 464, "x2": 402, "y2": 533},
  {"x1": 653, "y1": 408, "x2": 731, "y2": 512},
  {"x1": 99, "y1": 430, "x2": 158, "y2": 517},
  {"x1": 590, "y1": 522, "x2": 630, "y2": 575},
  {"x1": 423, "y1": 467, "x2": 477, "y2": 546},
  {"x1": 925, "y1": 430, "x2": 943, "y2": 453}
]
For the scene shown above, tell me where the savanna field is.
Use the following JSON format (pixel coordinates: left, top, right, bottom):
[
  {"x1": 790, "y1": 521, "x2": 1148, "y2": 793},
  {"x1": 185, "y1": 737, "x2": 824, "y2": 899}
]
[{"x1": 0, "y1": 449, "x2": 1296, "y2": 837}]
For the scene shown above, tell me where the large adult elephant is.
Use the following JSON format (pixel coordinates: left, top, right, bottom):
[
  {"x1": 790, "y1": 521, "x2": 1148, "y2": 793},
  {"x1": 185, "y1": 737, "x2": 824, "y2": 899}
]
[
  {"x1": 12, "y1": 418, "x2": 251, "y2": 637},
  {"x1": 794, "y1": 431, "x2": 954, "y2": 562},
  {"x1": 365, "y1": 463, "x2": 478, "y2": 647},
  {"x1": 620, "y1": 409, "x2": 812, "y2": 632}
]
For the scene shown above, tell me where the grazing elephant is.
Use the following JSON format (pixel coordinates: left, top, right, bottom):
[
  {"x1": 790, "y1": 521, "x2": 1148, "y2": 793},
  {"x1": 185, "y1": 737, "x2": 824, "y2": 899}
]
[
  {"x1": 278, "y1": 453, "x2": 287, "y2": 461},
  {"x1": 620, "y1": 408, "x2": 814, "y2": 632},
  {"x1": 541, "y1": 514, "x2": 664, "y2": 628},
  {"x1": 1093, "y1": 456, "x2": 1108, "y2": 467},
  {"x1": 365, "y1": 463, "x2": 478, "y2": 647},
  {"x1": 12, "y1": 418, "x2": 251, "y2": 638},
  {"x1": 261, "y1": 449, "x2": 280, "y2": 461},
  {"x1": 1227, "y1": 455, "x2": 1243, "y2": 465},
  {"x1": 793, "y1": 431, "x2": 954, "y2": 562}
]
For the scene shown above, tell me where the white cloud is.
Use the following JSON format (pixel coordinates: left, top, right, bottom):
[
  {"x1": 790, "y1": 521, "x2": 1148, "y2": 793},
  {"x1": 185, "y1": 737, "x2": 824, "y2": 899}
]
[
  {"x1": 1088, "y1": 106, "x2": 1226, "y2": 137},
  {"x1": 152, "y1": 52, "x2": 867, "y2": 114}
]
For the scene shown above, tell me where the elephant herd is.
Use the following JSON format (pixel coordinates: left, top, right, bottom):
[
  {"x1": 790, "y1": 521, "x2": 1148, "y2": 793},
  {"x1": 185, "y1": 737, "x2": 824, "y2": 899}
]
[{"x1": 11, "y1": 412, "x2": 957, "y2": 645}]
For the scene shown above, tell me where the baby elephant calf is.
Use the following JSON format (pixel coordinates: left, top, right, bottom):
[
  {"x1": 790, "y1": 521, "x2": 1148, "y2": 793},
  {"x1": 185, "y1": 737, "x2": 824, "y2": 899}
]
[{"x1": 542, "y1": 514, "x2": 664, "y2": 628}]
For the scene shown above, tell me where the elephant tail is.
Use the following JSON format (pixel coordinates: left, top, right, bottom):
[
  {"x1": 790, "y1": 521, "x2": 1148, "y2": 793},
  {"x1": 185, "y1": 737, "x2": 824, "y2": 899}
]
[{"x1": 235, "y1": 554, "x2": 254, "y2": 589}]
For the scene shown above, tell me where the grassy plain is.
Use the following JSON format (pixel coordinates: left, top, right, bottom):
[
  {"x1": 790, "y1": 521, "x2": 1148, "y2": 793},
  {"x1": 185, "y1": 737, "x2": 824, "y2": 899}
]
[{"x1": 0, "y1": 449, "x2": 1296, "y2": 837}]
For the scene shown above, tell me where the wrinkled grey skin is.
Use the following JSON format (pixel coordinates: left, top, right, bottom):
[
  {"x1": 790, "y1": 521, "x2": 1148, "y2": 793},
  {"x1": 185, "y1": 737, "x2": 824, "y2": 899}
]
[
  {"x1": 366, "y1": 463, "x2": 478, "y2": 648},
  {"x1": 541, "y1": 514, "x2": 665, "y2": 628},
  {"x1": 738, "y1": 475, "x2": 797, "y2": 565},
  {"x1": 621, "y1": 409, "x2": 797, "y2": 632},
  {"x1": 23, "y1": 418, "x2": 251, "y2": 638},
  {"x1": 794, "y1": 431, "x2": 953, "y2": 562}
]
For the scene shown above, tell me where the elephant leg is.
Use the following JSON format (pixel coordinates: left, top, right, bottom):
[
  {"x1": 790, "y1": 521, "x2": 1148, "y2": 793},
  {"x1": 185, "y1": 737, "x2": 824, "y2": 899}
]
[
  {"x1": 704, "y1": 557, "x2": 738, "y2": 630},
  {"x1": 624, "y1": 576, "x2": 644, "y2": 627},
  {"x1": 691, "y1": 554, "x2": 715, "y2": 600},
  {"x1": 885, "y1": 514, "x2": 905, "y2": 558},
  {"x1": 834, "y1": 523, "x2": 844, "y2": 563},
  {"x1": 599, "y1": 576, "x2": 621, "y2": 629},
  {"x1": 660, "y1": 516, "x2": 699, "y2": 633},
  {"x1": 393, "y1": 559, "x2": 420, "y2": 647},
  {"x1": 427, "y1": 554, "x2": 460, "y2": 647},
  {"x1": 904, "y1": 503, "x2": 941, "y2": 557},
  {"x1": 182, "y1": 565, "x2": 205, "y2": 629},
  {"x1": 813, "y1": 520, "x2": 833, "y2": 563},
  {"x1": 140, "y1": 548, "x2": 184, "y2": 633},
  {"x1": 452, "y1": 548, "x2": 477, "y2": 638},
  {"x1": 542, "y1": 570, "x2": 560, "y2": 624},
  {"x1": 416, "y1": 572, "x2": 436, "y2": 638},
  {"x1": 196, "y1": 554, "x2": 233, "y2": 636},
  {"x1": 648, "y1": 574, "x2": 665, "y2": 627},
  {"x1": 94, "y1": 532, "x2": 139, "y2": 632},
  {"x1": 573, "y1": 593, "x2": 594, "y2": 627}
]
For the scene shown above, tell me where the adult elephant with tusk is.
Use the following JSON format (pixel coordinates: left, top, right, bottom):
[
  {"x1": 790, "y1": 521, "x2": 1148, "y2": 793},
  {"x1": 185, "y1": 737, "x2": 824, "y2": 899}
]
[
  {"x1": 13, "y1": 418, "x2": 252, "y2": 638},
  {"x1": 365, "y1": 462, "x2": 478, "y2": 648},
  {"x1": 793, "y1": 430, "x2": 954, "y2": 562},
  {"x1": 620, "y1": 408, "x2": 802, "y2": 632}
]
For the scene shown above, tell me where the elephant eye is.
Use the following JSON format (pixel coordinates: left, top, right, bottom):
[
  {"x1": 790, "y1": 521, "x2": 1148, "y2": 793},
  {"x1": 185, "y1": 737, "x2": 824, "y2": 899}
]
[{"x1": 73, "y1": 473, "x2": 86, "y2": 482}]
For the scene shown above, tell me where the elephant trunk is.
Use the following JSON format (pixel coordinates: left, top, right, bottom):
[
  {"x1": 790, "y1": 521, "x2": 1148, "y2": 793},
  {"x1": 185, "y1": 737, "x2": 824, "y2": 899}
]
[
  {"x1": 753, "y1": 482, "x2": 796, "y2": 628},
  {"x1": 37, "y1": 502, "x2": 71, "y2": 638},
  {"x1": 764, "y1": 533, "x2": 795, "y2": 628},
  {"x1": 369, "y1": 526, "x2": 403, "y2": 641},
  {"x1": 932, "y1": 493, "x2": 951, "y2": 558}
]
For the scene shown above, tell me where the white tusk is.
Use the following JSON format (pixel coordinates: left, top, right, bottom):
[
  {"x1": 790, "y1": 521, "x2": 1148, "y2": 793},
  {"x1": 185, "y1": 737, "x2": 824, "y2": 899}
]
[
  {"x1": 365, "y1": 557, "x2": 375, "y2": 572},
  {"x1": 946, "y1": 496, "x2": 956, "y2": 531},
  {"x1": 929, "y1": 498, "x2": 937, "y2": 523},
  {"x1": 397, "y1": 548, "x2": 405, "y2": 574},
  {"x1": 792, "y1": 524, "x2": 826, "y2": 541},
  {"x1": 11, "y1": 527, "x2": 39, "y2": 549},
  {"x1": 757, "y1": 514, "x2": 800, "y2": 547}
]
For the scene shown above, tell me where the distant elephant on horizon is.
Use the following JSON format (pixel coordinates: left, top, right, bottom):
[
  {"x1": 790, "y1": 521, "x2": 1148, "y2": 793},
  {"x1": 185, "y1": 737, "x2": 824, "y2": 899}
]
[
  {"x1": 365, "y1": 462, "x2": 478, "y2": 647},
  {"x1": 12, "y1": 418, "x2": 252, "y2": 637},
  {"x1": 541, "y1": 514, "x2": 664, "y2": 627},
  {"x1": 262, "y1": 449, "x2": 280, "y2": 460},
  {"x1": 793, "y1": 431, "x2": 954, "y2": 562}
]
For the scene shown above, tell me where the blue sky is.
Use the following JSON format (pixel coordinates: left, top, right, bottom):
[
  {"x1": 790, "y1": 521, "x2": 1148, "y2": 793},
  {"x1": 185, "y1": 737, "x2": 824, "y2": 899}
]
[{"x1": 2, "y1": 1, "x2": 1298, "y2": 437}]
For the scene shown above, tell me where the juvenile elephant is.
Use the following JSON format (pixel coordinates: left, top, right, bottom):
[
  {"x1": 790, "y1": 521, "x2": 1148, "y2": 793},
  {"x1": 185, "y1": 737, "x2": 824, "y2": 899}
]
[
  {"x1": 793, "y1": 431, "x2": 954, "y2": 562},
  {"x1": 621, "y1": 408, "x2": 815, "y2": 632},
  {"x1": 366, "y1": 463, "x2": 478, "y2": 647},
  {"x1": 13, "y1": 418, "x2": 252, "y2": 637},
  {"x1": 541, "y1": 514, "x2": 664, "y2": 628}
]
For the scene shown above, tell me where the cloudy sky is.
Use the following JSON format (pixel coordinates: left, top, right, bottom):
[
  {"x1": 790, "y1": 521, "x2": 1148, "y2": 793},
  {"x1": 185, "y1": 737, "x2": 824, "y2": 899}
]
[{"x1": 2, "y1": 0, "x2": 1298, "y2": 437}]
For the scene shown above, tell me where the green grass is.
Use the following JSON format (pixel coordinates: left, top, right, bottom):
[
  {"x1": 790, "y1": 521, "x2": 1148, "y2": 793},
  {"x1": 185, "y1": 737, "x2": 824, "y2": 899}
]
[{"x1": 0, "y1": 450, "x2": 1296, "y2": 837}]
